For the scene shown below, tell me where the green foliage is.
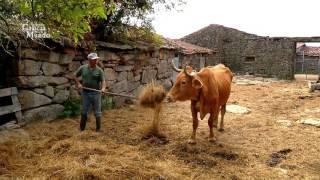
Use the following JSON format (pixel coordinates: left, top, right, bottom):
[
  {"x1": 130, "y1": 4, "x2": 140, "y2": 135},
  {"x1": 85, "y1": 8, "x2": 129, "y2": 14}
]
[
  {"x1": 58, "y1": 98, "x2": 81, "y2": 118},
  {"x1": 102, "y1": 96, "x2": 115, "y2": 111},
  {"x1": 16, "y1": 0, "x2": 114, "y2": 42},
  {"x1": 0, "y1": 0, "x2": 185, "y2": 54},
  {"x1": 93, "y1": 0, "x2": 186, "y2": 43}
]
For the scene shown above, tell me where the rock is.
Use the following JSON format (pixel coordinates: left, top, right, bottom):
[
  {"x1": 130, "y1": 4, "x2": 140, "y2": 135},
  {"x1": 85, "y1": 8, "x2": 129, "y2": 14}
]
[
  {"x1": 55, "y1": 83, "x2": 71, "y2": 90},
  {"x1": 18, "y1": 59, "x2": 42, "y2": 75},
  {"x1": 112, "y1": 96, "x2": 126, "y2": 108},
  {"x1": 44, "y1": 86, "x2": 55, "y2": 97},
  {"x1": 18, "y1": 90, "x2": 52, "y2": 110},
  {"x1": 226, "y1": 104, "x2": 250, "y2": 114},
  {"x1": 121, "y1": 54, "x2": 135, "y2": 61},
  {"x1": 134, "y1": 75, "x2": 141, "y2": 82},
  {"x1": 69, "y1": 87, "x2": 80, "y2": 99},
  {"x1": 157, "y1": 60, "x2": 168, "y2": 75},
  {"x1": 98, "y1": 50, "x2": 120, "y2": 61},
  {"x1": 141, "y1": 69, "x2": 157, "y2": 83},
  {"x1": 308, "y1": 81, "x2": 320, "y2": 92},
  {"x1": 147, "y1": 58, "x2": 158, "y2": 65},
  {"x1": 115, "y1": 65, "x2": 134, "y2": 72},
  {"x1": 53, "y1": 90, "x2": 70, "y2": 103},
  {"x1": 42, "y1": 62, "x2": 63, "y2": 76},
  {"x1": 68, "y1": 61, "x2": 81, "y2": 72},
  {"x1": 117, "y1": 71, "x2": 127, "y2": 81},
  {"x1": 162, "y1": 79, "x2": 172, "y2": 91},
  {"x1": 46, "y1": 77, "x2": 69, "y2": 86},
  {"x1": 59, "y1": 54, "x2": 74, "y2": 64},
  {"x1": 23, "y1": 104, "x2": 64, "y2": 122},
  {"x1": 16, "y1": 76, "x2": 47, "y2": 87},
  {"x1": 49, "y1": 51, "x2": 60, "y2": 63},
  {"x1": 298, "y1": 118, "x2": 320, "y2": 127},
  {"x1": 128, "y1": 81, "x2": 140, "y2": 92},
  {"x1": 20, "y1": 49, "x2": 50, "y2": 61},
  {"x1": 104, "y1": 68, "x2": 117, "y2": 81},
  {"x1": 16, "y1": 76, "x2": 68, "y2": 88},
  {"x1": 110, "y1": 80, "x2": 128, "y2": 93},
  {"x1": 276, "y1": 120, "x2": 292, "y2": 127},
  {"x1": 127, "y1": 72, "x2": 134, "y2": 81},
  {"x1": 34, "y1": 88, "x2": 45, "y2": 94}
]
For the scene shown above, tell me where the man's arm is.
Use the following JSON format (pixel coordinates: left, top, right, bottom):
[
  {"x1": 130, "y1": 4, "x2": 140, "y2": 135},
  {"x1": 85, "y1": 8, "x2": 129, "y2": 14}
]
[
  {"x1": 74, "y1": 76, "x2": 83, "y2": 89},
  {"x1": 100, "y1": 67, "x2": 107, "y2": 92},
  {"x1": 73, "y1": 66, "x2": 83, "y2": 89},
  {"x1": 101, "y1": 80, "x2": 107, "y2": 92}
]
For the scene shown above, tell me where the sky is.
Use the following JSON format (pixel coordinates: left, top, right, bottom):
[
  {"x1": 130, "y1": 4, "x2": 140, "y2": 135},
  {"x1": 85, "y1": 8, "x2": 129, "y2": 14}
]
[{"x1": 152, "y1": 0, "x2": 320, "y2": 40}]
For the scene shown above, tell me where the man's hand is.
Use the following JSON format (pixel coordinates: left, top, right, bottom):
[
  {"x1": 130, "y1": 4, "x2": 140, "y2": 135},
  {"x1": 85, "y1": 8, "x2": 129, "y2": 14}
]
[
  {"x1": 101, "y1": 87, "x2": 107, "y2": 95},
  {"x1": 77, "y1": 83, "x2": 83, "y2": 90}
]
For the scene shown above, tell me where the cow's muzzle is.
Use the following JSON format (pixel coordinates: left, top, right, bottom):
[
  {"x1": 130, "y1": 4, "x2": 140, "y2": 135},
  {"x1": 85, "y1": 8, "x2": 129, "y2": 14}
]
[{"x1": 165, "y1": 94, "x2": 175, "y2": 103}]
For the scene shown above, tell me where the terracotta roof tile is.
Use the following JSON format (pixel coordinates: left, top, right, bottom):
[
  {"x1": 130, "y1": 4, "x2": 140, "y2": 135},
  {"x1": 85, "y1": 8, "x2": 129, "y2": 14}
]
[
  {"x1": 164, "y1": 38, "x2": 217, "y2": 55},
  {"x1": 297, "y1": 46, "x2": 320, "y2": 57}
]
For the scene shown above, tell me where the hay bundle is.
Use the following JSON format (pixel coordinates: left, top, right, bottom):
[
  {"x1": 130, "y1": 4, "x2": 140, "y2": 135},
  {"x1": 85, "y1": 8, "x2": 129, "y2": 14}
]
[
  {"x1": 138, "y1": 81, "x2": 166, "y2": 108},
  {"x1": 0, "y1": 142, "x2": 18, "y2": 174},
  {"x1": 138, "y1": 81, "x2": 167, "y2": 137}
]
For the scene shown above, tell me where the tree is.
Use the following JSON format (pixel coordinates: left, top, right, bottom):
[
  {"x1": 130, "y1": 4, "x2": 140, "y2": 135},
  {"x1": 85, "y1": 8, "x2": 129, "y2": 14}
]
[
  {"x1": 0, "y1": 0, "x2": 185, "y2": 55},
  {"x1": 93, "y1": 0, "x2": 185, "y2": 43}
]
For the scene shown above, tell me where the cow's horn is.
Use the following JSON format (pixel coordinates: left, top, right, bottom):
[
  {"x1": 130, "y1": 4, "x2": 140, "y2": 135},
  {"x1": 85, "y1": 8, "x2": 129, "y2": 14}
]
[
  {"x1": 171, "y1": 59, "x2": 182, "y2": 72},
  {"x1": 184, "y1": 66, "x2": 197, "y2": 77}
]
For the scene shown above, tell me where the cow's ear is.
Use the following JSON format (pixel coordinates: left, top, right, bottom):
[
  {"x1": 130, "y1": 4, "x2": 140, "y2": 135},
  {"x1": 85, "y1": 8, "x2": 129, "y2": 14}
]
[{"x1": 192, "y1": 78, "x2": 203, "y2": 89}]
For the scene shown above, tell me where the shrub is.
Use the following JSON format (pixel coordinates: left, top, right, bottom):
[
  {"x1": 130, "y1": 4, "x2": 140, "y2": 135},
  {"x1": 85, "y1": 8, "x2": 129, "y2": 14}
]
[
  {"x1": 58, "y1": 98, "x2": 81, "y2": 118},
  {"x1": 102, "y1": 96, "x2": 115, "y2": 111}
]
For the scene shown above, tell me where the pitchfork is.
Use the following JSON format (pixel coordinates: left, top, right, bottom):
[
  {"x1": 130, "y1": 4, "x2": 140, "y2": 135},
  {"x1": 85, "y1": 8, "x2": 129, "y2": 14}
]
[{"x1": 81, "y1": 87, "x2": 137, "y2": 99}]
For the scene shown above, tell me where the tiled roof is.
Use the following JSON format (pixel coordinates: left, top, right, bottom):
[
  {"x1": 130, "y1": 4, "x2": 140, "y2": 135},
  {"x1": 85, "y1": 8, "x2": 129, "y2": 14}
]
[
  {"x1": 297, "y1": 45, "x2": 320, "y2": 57},
  {"x1": 164, "y1": 38, "x2": 217, "y2": 55}
]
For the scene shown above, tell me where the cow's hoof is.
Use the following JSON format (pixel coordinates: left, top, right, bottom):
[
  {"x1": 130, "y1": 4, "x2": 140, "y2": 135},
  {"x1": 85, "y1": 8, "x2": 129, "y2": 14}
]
[
  {"x1": 218, "y1": 128, "x2": 224, "y2": 132},
  {"x1": 208, "y1": 137, "x2": 217, "y2": 143},
  {"x1": 187, "y1": 139, "x2": 197, "y2": 144}
]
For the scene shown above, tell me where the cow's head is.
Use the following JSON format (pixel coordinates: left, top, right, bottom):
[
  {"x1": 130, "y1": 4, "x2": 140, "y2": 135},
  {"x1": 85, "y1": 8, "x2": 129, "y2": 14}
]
[{"x1": 167, "y1": 60, "x2": 203, "y2": 102}]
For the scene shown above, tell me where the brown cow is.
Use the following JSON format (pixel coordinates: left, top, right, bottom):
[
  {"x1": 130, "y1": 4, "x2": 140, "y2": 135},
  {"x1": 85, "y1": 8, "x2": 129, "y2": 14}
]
[{"x1": 167, "y1": 62, "x2": 233, "y2": 144}]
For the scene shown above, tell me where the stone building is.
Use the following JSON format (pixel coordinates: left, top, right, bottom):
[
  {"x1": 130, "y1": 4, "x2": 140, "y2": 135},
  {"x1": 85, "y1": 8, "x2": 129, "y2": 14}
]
[
  {"x1": 181, "y1": 24, "x2": 298, "y2": 79},
  {"x1": 165, "y1": 39, "x2": 218, "y2": 70},
  {"x1": 0, "y1": 38, "x2": 214, "y2": 124}
]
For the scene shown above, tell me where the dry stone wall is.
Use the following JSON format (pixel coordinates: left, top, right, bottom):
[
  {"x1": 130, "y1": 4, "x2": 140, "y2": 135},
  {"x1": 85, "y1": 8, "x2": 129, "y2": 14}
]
[{"x1": 13, "y1": 46, "x2": 177, "y2": 122}]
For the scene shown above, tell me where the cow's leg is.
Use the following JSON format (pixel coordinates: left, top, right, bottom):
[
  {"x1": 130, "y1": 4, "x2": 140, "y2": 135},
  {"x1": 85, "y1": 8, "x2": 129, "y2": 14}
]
[
  {"x1": 208, "y1": 113, "x2": 217, "y2": 142},
  {"x1": 219, "y1": 104, "x2": 226, "y2": 131},
  {"x1": 189, "y1": 101, "x2": 199, "y2": 144},
  {"x1": 212, "y1": 107, "x2": 219, "y2": 128}
]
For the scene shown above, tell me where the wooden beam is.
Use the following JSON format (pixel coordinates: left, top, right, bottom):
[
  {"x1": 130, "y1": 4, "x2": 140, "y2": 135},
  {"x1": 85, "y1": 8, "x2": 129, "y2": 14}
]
[
  {"x1": 0, "y1": 104, "x2": 21, "y2": 116},
  {"x1": 0, "y1": 87, "x2": 18, "y2": 97}
]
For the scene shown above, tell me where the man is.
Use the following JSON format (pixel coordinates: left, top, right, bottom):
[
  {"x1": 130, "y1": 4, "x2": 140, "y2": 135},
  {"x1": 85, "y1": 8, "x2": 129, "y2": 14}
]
[{"x1": 74, "y1": 52, "x2": 106, "y2": 132}]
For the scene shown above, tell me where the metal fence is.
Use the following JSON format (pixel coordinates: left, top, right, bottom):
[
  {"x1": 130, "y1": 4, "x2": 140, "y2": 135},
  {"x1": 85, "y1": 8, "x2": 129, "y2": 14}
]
[{"x1": 295, "y1": 53, "x2": 320, "y2": 75}]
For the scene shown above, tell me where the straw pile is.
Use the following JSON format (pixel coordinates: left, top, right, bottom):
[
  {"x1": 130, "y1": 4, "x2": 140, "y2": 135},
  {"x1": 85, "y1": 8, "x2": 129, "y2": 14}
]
[
  {"x1": 138, "y1": 81, "x2": 167, "y2": 137},
  {"x1": 0, "y1": 142, "x2": 19, "y2": 175},
  {"x1": 138, "y1": 81, "x2": 166, "y2": 108}
]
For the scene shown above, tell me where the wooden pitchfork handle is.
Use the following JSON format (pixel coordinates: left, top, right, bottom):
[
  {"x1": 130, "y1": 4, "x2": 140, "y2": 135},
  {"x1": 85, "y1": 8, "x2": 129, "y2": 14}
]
[{"x1": 82, "y1": 87, "x2": 137, "y2": 99}]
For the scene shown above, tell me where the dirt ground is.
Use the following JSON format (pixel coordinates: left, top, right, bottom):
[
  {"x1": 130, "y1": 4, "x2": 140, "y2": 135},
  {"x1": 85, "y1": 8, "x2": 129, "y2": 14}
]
[{"x1": 1, "y1": 78, "x2": 320, "y2": 179}]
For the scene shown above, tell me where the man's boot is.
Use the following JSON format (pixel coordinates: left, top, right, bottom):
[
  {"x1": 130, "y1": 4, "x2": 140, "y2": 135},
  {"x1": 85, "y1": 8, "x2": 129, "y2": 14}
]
[
  {"x1": 96, "y1": 116, "x2": 101, "y2": 132},
  {"x1": 80, "y1": 114, "x2": 87, "y2": 131}
]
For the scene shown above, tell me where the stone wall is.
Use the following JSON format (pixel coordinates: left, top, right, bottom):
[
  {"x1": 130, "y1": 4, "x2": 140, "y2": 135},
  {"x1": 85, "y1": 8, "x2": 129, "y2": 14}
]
[
  {"x1": 180, "y1": 53, "x2": 218, "y2": 71},
  {"x1": 181, "y1": 24, "x2": 296, "y2": 79},
  {"x1": 10, "y1": 44, "x2": 190, "y2": 122}
]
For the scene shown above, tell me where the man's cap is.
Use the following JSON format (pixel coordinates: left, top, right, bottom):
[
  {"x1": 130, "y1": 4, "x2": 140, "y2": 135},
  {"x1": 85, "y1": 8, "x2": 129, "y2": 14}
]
[{"x1": 87, "y1": 52, "x2": 100, "y2": 60}]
